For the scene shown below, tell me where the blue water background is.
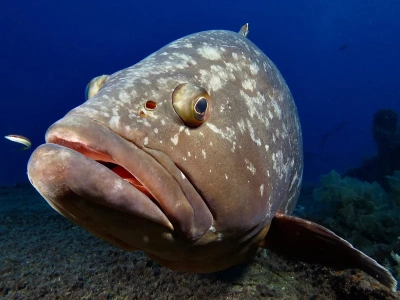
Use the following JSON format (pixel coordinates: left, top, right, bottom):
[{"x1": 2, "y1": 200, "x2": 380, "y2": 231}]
[{"x1": 1, "y1": 0, "x2": 399, "y2": 185}]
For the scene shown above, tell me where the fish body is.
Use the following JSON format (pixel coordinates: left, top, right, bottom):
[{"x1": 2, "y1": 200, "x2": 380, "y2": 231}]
[
  {"x1": 27, "y1": 26, "x2": 396, "y2": 290},
  {"x1": 5, "y1": 134, "x2": 31, "y2": 150}
]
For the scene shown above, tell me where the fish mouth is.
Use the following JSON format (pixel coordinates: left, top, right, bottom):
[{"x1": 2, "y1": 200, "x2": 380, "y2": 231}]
[{"x1": 27, "y1": 114, "x2": 212, "y2": 251}]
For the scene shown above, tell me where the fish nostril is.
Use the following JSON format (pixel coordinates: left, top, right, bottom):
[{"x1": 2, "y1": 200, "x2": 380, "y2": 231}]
[
  {"x1": 138, "y1": 107, "x2": 147, "y2": 118},
  {"x1": 144, "y1": 100, "x2": 157, "y2": 111}
]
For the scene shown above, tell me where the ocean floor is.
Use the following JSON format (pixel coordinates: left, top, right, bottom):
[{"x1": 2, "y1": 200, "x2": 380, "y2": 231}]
[{"x1": 1, "y1": 183, "x2": 399, "y2": 300}]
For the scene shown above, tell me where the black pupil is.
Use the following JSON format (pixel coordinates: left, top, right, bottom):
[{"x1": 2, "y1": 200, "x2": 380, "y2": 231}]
[{"x1": 195, "y1": 98, "x2": 207, "y2": 114}]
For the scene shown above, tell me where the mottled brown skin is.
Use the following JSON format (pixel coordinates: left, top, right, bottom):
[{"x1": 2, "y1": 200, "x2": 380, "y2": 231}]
[
  {"x1": 27, "y1": 27, "x2": 396, "y2": 290},
  {"x1": 28, "y1": 28, "x2": 301, "y2": 271}
]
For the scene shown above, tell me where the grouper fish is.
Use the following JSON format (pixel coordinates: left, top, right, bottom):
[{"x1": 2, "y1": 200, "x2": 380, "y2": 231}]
[{"x1": 27, "y1": 24, "x2": 396, "y2": 291}]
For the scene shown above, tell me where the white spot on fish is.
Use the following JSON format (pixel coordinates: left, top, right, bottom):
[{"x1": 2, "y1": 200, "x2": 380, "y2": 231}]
[
  {"x1": 154, "y1": 128, "x2": 159, "y2": 133},
  {"x1": 202, "y1": 149, "x2": 207, "y2": 159},
  {"x1": 237, "y1": 119, "x2": 246, "y2": 134},
  {"x1": 265, "y1": 117, "x2": 270, "y2": 127},
  {"x1": 245, "y1": 158, "x2": 256, "y2": 175},
  {"x1": 141, "y1": 79, "x2": 151, "y2": 85},
  {"x1": 272, "y1": 150, "x2": 284, "y2": 179},
  {"x1": 143, "y1": 119, "x2": 152, "y2": 127},
  {"x1": 240, "y1": 90, "x2": 270, "y2": 131},
  {"x1": 199, "y1": 70, "x2": 223, "y2": 91},
  {"x1": 246, "y1": 119, "x2": 261, "y2": 146},
  {"x1": 197, "y1": 45, "x2": 221, "y2": 60},
  {"x1": 260, "y1": 184, "x2": 264, "y2": 196},
  {"x1": 173, "y1": 52, "x2": 197, "y2": 66},
  {"x1": 170, "y1": 126, "x2": 185, "y2": 145},
  {"x1": 109, "y1": 116, "x2": 120, "y2": 129},
  {"x1": 209, "y1": 76, "x2": 222, "y2": 91},
  {"x1": 289, "y1": 171, "x2": 298, "y2": 191},
  {"x1": 270, "y1": 98, "x2": 282, "y2": 119},
  {"x1": 171, "y1": 134, "x2": 179, "y2": 145},
  {"x1": 143, "y1": 137, "x2": 149, "y2": 146},
  {"x1": 113, "y1": 179, "x2": 123, "y2": 192},
  {"x1": 225, "y1": 174, "x2": 228, "y2": 180},
  {"x1": 206, "y1": 123, "x2": 237, "y2": 151},
  {"x1": 275, "y1": 128, "x2": 281, "y2": 138},
  {"x1": 58, "y1": 150, "x2": 72, "y2": 161},
  {"x1": 118, "y1": 91, "x2": 131, "y2": 104},
  {"x1": 168, "y1": 41, "x2": 181, "y2": 49},
  {"x1": 242, "y1": 79, "x2": 255, "y2": 91},
  {"x1": 250, "y1": 62, "x2": 259, "y2": 75}
]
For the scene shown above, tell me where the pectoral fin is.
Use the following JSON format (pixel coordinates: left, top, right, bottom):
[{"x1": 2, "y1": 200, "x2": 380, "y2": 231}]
[{"x1": 260, "y1": 213, "x2": 397, "y2": 291}]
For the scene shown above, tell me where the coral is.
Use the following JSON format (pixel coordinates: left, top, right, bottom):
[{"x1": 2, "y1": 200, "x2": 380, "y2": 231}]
[
  {"x1": 390, "y1": 252, "x2": 400, "y2": 279},
  {"x1": 309, "y1": 171, "x2": 400, "y2": 261},
  {"x1": 386, "y1": 170, "x2": 400, "y2": 206}
]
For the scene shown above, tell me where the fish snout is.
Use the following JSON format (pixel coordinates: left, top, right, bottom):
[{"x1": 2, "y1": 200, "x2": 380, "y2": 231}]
[
  {"x1": 27, "y1": 143, "x2": 173, "y2": 251},
  {"x1": 28, "y1": 114, "x2": 213, "y2": 252}
]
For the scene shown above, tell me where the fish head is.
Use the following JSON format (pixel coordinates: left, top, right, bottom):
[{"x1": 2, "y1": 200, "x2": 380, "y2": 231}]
[{"x1": 27, "y1": 29, "x2": 303, "y2": 272}]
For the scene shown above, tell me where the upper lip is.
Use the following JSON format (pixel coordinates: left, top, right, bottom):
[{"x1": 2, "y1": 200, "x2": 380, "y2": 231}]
[{"x1": 32, "y1": 114, "x2": 213, "y2": 240}]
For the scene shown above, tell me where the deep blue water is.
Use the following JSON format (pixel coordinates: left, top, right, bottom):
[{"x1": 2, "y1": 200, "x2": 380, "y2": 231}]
[{"x1": 1, "y1": 0, "x2": 400, "y2": 184}]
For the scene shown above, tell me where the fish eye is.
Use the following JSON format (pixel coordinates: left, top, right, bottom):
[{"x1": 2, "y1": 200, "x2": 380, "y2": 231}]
[
  {"x1": 172, "y1": 83, "x2": 211, "y2": 127},
  {"x1": 85, "y1": 75, "x2": 109, "y2": 100},
  {"x1": 194, "y1": 97, "x2": 208, "y2": 119}
]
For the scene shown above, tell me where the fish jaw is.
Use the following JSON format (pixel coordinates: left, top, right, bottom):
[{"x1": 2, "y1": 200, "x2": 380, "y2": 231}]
[{"x1": 27, "y1": 114, "x2": 213, "y2": 251}]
